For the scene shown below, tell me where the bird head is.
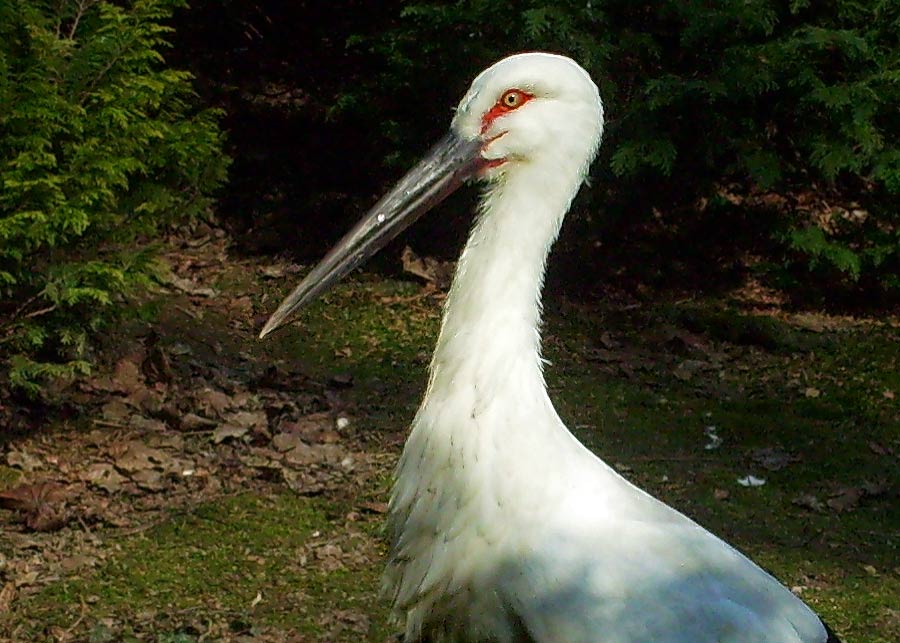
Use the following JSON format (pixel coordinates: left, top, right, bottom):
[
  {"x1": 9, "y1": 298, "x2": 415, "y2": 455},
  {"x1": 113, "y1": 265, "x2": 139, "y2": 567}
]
[
  {"x1": 452, "y1": 52, "x2": 603, "y2": 182},
  {"x1": 259, "y1": 53, "x2": 603, "y2": 338}
]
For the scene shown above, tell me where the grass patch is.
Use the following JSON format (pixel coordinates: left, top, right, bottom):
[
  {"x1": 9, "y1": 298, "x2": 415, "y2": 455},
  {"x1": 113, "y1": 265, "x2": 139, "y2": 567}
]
[
  {"x1": 5, "y1": 271, "x2": 898, "y2": 642},
  {"x1": 15, "y1": 493, "x2": 392, "y2": 642}
]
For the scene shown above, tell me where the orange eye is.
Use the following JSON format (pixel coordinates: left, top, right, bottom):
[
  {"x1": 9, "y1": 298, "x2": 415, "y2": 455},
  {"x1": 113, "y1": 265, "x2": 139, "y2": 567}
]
[
  {"x1": 500, "y1": 89, "x2": 526, "y2": 108},
  {"x1": 481, "y1": 89, "x2": 533, "y2": 133}
]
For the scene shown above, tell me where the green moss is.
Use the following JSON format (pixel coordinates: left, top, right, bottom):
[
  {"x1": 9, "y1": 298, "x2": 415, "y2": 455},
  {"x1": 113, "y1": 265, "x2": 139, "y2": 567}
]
[
  {"x1": 8, "y1": 279, "x2": 898, "y2": 641},
  {"x1": 17, "y1": 493, "x2": 392, "y2": 642},
  {"x1": 0, "y1": 465, "x2": 23, "y2": 489}
]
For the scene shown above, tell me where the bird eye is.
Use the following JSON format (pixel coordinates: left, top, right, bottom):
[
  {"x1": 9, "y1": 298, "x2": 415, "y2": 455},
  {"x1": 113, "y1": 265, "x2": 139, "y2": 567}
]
[{"x1": 500, "y1": 89, "x2": 526, "y2": 108}]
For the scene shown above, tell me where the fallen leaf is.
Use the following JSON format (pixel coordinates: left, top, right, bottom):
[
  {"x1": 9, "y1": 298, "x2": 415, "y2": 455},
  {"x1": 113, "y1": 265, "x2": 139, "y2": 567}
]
[
  {"x1": 100, "y1": 399, "x2": 132, "y2": 424},
  {"x1": 212, "y1": 424, "x2": 249, "y2": 444},
  {"x1": 6, "y1": 450, "x2": 42, "y2": 472},
  {"x1": 141, "y1": 344, "x2": 173, "y2": 385},
  {"x1": 227, "y1": 409, "x2": 268, "y2": 429},
  {"x1": 674, "y1": 359, "x2": 709, "y2": 382},
  {"x1": 130, "y1": 415, "x2": 167, "y2": 432},
  {"x1": 279, "y1": 413, "x2": 339, "y2": 444},
  {"x1": 804, "y1": 387, "x2": 821, "y2": 398},
  {"x1": 359, "y1": 501, "x2": 389, "y2": 514},
  {"x1": 867, "y1": 441, "x2": 892, "y2": 456},
  {"x1": 58, "y1": 554, "x2": 98, "y2": 573},
  {"x1": 327, "y1": 373, "x2": 354, "y2": 389},
  {"x1": 170, "y1": 276, "x2": 217, "y2": 298},
  {"x1": 260, "y1": 264, "x2": 301, "y2": 279},
  {"x1": 883, "y1": 389, "x2": 895, "y2": 400},
  {"x1": 0, "y1": 581, "x2": 15, "y2": 612},
  {"x1": 82, "y1": 463, "x2": 127, "y2": 494},
  {"x1": 230, "y1": 295, "x2": 254, "y2": 316},
  {"x1": 752, "y1": 446, "x2": 797, "y2": 471},
  {"x1": 714, "y1": 488, "x2": 730, "y2": 501},
  {"x1": 401, "y1": 246, "x2": 455, "y2": 289},
  {"x1": 114, "y1": 441, "x2": 168, "y2": 473},
  {"x1": 131, "y1": 469, "x2": 165, "y2": 491},
  {"x1": 283, "y1": 442, "x2": 343, "y2": 467},
  {"x1": 827, "y1": 487, "x2": 865, "y2": 513},
  {"x1": 793, "y1": 493, "x2": 825, "y2": 512},
  {"x1": 180, "y1": 412, "x2": 218, "y2": 430},
  {"x1": 0, "y1": 482, "x2": 68, "y2": 532},
  {"x1": 196, "y1": 387, "x2": 232, "y2": 418},
  {"x1": 112, "y1": 358, "x2": 144, "y2": 395}
]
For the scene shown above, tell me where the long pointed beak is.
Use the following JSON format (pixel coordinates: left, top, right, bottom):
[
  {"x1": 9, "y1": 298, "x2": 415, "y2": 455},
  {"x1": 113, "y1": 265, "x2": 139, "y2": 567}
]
[{"x1": 259, "y1": 131, "x2": 481, "y2": 338}]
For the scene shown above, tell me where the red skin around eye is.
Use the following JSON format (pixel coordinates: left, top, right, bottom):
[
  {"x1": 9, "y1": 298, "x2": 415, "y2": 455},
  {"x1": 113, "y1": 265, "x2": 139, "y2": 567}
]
[{"x1": 480, "y1": 90, "x2": 533, "y2": 134}]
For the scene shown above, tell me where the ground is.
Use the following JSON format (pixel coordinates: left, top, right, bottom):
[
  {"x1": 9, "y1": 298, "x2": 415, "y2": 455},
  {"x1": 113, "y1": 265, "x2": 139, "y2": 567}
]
[{"x1": 0, "y1": 230, "x2": 898, "y2": 642}]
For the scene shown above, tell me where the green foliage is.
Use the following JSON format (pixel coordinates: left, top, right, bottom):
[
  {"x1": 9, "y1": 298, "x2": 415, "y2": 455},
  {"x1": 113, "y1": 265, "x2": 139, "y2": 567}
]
[
  {"x1": 0, "y1": 0, "x2": 228, "y2": 394},
  {"x1": 339, "y1": 0, "x2": 900, "y2": 297}
]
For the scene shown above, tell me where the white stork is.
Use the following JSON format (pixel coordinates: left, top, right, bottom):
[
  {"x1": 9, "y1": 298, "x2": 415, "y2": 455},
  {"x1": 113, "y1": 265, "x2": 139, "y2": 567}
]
[{"x1": 260, "y1": 52, "x2": 841, "y2": 643}]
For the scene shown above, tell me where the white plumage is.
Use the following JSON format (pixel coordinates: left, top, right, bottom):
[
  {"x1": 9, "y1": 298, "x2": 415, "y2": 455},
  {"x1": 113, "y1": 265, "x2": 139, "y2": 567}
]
[{"x1": 261, "y1": 53, "x2": 838, "y2": 643}]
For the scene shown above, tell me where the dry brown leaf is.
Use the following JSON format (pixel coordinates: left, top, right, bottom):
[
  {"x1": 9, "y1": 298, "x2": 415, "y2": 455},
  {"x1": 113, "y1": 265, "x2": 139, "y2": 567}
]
[
  {"x1": 180, "y1": 412, "x2": 218, "y2": 430},
  {"x1": 0, "y1": 581, "x2": 15, "y2": 612},
  {"x1": 225, "y1": 409, "x2": 268, "y2": 430},
  {"x1": 0, "y1": 482, "x2": 69, "y2": 532},
  {"x1": 230, "y1": 295, "x2": 254, "y2": 316},
  {"x1": 827, "y1": 487, "x2": 865, "y2": 513},
  {"x1": 82, "y1": 463, "x2": 127, "y2": 494},
  {"x1": 130, "y1": 415, "x2": 167, "y2": 432},
  {"x1": 196, "y1": 387, "x2": 232, "y2": 418},
  {"x1": 752, "y1": 447, "x2": 798, "y2": 472},
  {"x1": 131, "y1": 469, "x2": 165, "y2": 492},
  {"x1": 100, "y1": 399, "x2": 132, "y2": 424},
  {"x1": 0, "y1": 481, "x2": 66, "y2": 513},
  {"x1": 112, "y1": 358, "x2": 144, "y2": 395},
  {"x1": 793, "y1": 493, "x2": 825, "y2": 512},
  {"x1": 169, "y1": 276, "x2": 217, "y2": 298},
  {"x1": 114, "y1": 441, "x2": 168, "y2": 473},
  {"x1": 358, "y1": 501, "x2": 389, "y2": 514},
  {"x1": 6, "y1": 450, "x2": 42, "y2": 472},
  {"x1": 212, "y1": 424, "x2": 249, "y2": 444},
  {"x1": 401, "y1": 246, "x2": 454, "y2": 289},
  {"x1": 58, "y1": 554, "x2": 98, "y2": 573},
  {"x1": 867, "y1": 441, "x2": 892, "y2": 456}
]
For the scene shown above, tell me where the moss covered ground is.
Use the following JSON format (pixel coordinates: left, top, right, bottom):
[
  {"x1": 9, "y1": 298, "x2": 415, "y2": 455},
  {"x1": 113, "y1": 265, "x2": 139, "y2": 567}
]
[{"x1": 2, "y1": 259, "x2": 898, "y2": 642}]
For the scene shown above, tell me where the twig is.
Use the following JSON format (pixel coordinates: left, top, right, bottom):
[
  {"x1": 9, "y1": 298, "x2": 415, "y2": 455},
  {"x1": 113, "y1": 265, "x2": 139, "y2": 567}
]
[
  {"x1": 175, "y1": 304, "x2": 202, "y2": 319},
  {"x1": 63, "y1": 597, "x2": 89, "y2": 637},
  {"x1": 68, "y1": 0, "x2": 98, "y2": 40},
  {"x1": 91, "y1": 418, "x2": 130, "y2": 429},
  {"x1": 21, "y1": 305, "x2": 57, "y2": 321},
  {"x1": 76, "y1": 515, "x2": 100, "y2": 545}
]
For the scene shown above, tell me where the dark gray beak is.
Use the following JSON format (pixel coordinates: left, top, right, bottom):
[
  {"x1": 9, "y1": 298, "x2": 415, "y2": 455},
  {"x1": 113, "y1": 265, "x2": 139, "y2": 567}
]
[{"x1": 259, "y1": 131, "x2": 481, "y2": 338}]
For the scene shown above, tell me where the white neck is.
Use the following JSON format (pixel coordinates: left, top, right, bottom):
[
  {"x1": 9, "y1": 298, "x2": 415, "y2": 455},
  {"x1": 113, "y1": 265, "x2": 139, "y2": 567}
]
[
  {"x1": 385, "y1": 160, "x2": 591, "y2": 625},
  {"x1": 425, "y1": 161, "x2": 585, "y2": 408}
]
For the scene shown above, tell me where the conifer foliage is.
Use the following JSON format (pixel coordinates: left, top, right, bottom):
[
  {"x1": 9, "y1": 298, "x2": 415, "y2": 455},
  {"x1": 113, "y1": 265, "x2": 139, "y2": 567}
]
[
  {"x1": 335, "y1": 0, "x2": 900, "y2": 298},
  {"x1": 0, "y1": 0, "x2": 228, "y2": 393}
]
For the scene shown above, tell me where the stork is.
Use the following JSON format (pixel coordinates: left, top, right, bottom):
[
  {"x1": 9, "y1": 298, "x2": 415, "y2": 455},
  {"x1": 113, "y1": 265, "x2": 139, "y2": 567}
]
[{"x1": 260, "y1": 53, "x2": 840, "y2": 643}]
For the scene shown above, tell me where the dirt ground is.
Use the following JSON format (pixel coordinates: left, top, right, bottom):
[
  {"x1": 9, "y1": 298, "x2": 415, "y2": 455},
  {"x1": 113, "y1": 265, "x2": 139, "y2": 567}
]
[{"x1": 1, "y1": 229, "x2": 898, "y2": 642}]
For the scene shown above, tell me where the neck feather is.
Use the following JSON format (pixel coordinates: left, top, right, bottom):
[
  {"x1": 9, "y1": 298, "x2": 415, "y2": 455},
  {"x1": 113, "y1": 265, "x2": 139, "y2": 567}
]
[{"x1": 426, "y1": 162, "x2": 584, "y2": 402}]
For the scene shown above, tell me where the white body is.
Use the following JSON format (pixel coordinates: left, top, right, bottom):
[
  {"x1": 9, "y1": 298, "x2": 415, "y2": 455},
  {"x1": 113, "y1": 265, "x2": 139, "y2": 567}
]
[{"x1": 382, "y1": 54, "x2": 829, "y2": 643}]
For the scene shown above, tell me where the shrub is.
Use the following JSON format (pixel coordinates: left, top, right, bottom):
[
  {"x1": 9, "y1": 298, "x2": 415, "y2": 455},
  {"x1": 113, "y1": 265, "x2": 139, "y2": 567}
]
[
  {"x1": 335, "y1": 0, "x2": 900, "y2": 299},
  {"x1": 0, "y1": 0, "x2": 228, "y2": 395}
]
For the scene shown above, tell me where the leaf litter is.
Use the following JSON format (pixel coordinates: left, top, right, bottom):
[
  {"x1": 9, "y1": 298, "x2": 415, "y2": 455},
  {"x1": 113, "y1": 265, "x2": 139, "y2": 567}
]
[
  {"x1": 0, "y1": 232, "x2": 388, "y2": 640},
  {"x1": 1, "y1": 229, "x2": 897, "y2": 641}
]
